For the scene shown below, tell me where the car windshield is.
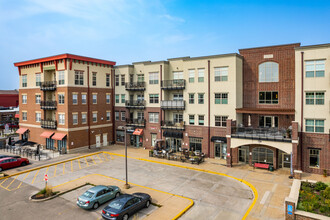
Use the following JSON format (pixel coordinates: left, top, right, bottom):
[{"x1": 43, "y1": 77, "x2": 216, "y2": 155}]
[
  {"x1": 107, "y1": 201, "x2": 124, "y2": 210},
  {"x1": 82, "y1": 191, "x2": 94, "y2": 198}
]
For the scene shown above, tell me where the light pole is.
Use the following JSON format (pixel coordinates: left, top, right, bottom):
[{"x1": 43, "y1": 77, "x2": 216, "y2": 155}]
[{"x1": 124, "y1": 126, "x2": 130, "y2": 189}]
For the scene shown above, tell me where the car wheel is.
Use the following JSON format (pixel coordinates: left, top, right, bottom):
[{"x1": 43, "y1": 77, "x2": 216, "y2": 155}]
[
  {"x1": 115, "y1": 192, "x2": 120, "y2": 198},
  {"x1": 123, "y1": 214, "x2": 129, "y2": 220},
  {"x1": 145, "y1": 200, "x2": 150, "y2": 208},
  {"x1": 0, "y1": 167, "x2": 2, "y2": 172},
  {"x1": 21, "y1": 162, "x2": 26, "y2": 166},
  {"x1": 93, "y1": 202, "x2": 99, "y2": 209}
]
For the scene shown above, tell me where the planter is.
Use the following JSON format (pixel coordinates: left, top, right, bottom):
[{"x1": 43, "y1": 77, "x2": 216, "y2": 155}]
[{"x1": 149, "y1": 150, "x2": 153, "y2": 157}]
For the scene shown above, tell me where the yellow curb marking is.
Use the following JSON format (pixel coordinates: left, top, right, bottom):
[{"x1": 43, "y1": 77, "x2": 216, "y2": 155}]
[
  {"x1": 5, "y1": 176, "x2": 18, "y2": 189},
  {"x1": 31, "y1": 169, "x2": 40, "y2": 184}
]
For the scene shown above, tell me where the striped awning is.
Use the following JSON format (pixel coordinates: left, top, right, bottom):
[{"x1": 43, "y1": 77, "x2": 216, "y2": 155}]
[
  {"x1": 52, "y1": 133, "x2": 67, "y2": 141},
  {"x1": 16, "y1": 128, "x2": 28, "y2": 134},
  {"x1": 40, "y1": 131, "x2": 54, "y2": 139}
]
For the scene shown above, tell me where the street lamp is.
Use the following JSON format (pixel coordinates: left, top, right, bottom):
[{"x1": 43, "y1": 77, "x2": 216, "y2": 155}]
[{"x1": 119, "y1": 126, "x2": 133, "y2": 189}]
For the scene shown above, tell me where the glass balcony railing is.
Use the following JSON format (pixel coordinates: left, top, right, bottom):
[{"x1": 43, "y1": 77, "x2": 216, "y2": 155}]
[
  {"x1": 231, "y1": 126, "x2": 291, "y2": 142},
  {"x1": 161, "y1": 120, "x2": 185, "y2": 130},
  {"x1": 161, "y1": 100, "x2": 185, "y2": 110},
  {"x1": 161, "y1": 79, "x2": 185, "y2": 90}
]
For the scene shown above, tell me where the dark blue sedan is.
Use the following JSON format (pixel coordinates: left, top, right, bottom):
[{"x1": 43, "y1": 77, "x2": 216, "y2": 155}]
[{"x1": 101, "y1": 193, "x2": 151, "y2": 220}]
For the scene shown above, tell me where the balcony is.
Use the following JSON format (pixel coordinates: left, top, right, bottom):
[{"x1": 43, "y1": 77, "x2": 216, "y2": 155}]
[
  {"x1": 161, "y1": 79, "x2": 186, "y2": 90},
  {"x1": 41, "y1": 119, "x2": 57, "y2": 130},
  {"x1": 40, "y1": 81, "x2": 56, "y2": 91},
  {"x1": 125, "y1": 100, "x2": 146, "y2": 109},
  {"x1": 125, "y1": 82, "x2": 146, "y2": 91},
  {"x1": 126, "y1": 118, "x2": 146, "y2": 127},
  {"x1": 161, "y1": 120, "x2": 185, "y2": 130},
  {"x1": 231, "y1": 126, "x2": 291, "y2": 142},
  {"x1": 40, "y1": 101, "x2": 57, "y2": 110},
  {"x1": 161, "y1": 100, "x2": 185, "y2": 110}
]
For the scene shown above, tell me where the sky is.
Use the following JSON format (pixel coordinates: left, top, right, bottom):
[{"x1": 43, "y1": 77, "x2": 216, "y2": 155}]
[{"x1": 0, "y1": 0, "x2": 329, "y2": 90}]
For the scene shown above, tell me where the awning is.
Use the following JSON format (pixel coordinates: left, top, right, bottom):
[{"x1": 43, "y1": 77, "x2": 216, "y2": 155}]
[
  {"x1": 211, "y1": 136, "x2": 227, "y2": 143},
  {"x1": 40, "y1": 131, "x2": 54, "y2": 139},
  {"x1": 15, "y1": 114, "x2": 19, "y2": 118},
  {"x1": 133, "y1": 129, "x2": 143, "y2": 136},
  {"x1": 52, "y1": 133, "x2": 67, "y2": 141},
  {"x1": 16, "y1": 128, "x2": 28, "y2": 134},
  {"x1": 163, "y1": 131, "x2": 183, "y2": 138}
]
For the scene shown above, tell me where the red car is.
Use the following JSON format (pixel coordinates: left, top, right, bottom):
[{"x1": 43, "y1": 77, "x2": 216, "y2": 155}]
[{"x1": 0, "y1": 157, "x2": 29, "y2": 172}]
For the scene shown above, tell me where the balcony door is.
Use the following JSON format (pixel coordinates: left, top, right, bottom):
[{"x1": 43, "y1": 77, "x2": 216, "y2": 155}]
[{"x1": 259, "y1": 116, "x2": 278, "y2": 128}]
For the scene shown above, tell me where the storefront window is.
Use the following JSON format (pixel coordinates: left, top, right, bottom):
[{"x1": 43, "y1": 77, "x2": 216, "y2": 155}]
[
  {"x1": 116, "y1": 130, "x2": 125, "y2": 142},
  {"x1": 189, "y1": 137, "x2": 202, "y2": 153},
  {"x1": 252, "y1": 147, "x2": 273, "y2": 164},
  {"x1": 166, "y1": 137, "x2": 182, "y2": 152}
]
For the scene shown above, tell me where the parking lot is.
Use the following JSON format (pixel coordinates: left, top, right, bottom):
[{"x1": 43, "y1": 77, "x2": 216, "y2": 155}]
[{"x1": 0, "y1": 151, "x2": 254, "y2": 219}]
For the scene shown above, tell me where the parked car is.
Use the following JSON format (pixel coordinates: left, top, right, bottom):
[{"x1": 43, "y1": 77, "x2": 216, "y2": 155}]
[
  {"x1": 0, "y1": 155, "x2": 21, "y2": 159},
  {"x1": 77, "y1": 185, "x2": 121, "y2": 210},
  {"x1": 0, "y1": 157, "x2": 29, "y2": 172},
  {"x1": 101, "y1": 193, "x2": 151, "y2": 220}
]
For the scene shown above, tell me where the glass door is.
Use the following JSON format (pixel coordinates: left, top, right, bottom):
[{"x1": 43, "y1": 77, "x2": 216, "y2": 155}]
[
  {"x1": 283, "y1": 153, "x2": 291, "y2": 168},
  {"x1": 239, "y1": 148, "x2": 247, "y2": 163}
]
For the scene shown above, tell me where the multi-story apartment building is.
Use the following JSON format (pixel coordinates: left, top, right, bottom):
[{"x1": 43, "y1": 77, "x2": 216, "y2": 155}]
[{"x1": 14, "y1": 54, "x2": 115, "y2": 153}]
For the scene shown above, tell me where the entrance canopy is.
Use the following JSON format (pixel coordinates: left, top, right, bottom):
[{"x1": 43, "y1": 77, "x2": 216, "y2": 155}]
[
  {"x1": 211, "y1": 136, "x2": 227, "y2": 143},
  {"x1": 163, "y1": 131, "x2": 183, "y2": 138},
  {"x1": 15, "y1": 114, "x2": 19, "y2": 118},
  {"x1": 16, "y1": 128, "x2": 28, "y2": 134},
  {"x1": 133, "y1": 129, "x2": 143, "y2": 136},
  {"x1": 40, "y1": 131, "x2": 54, "y2": 138},
  {"x1": 52, "y1": 133, "x2": 67, "y2": 141}
]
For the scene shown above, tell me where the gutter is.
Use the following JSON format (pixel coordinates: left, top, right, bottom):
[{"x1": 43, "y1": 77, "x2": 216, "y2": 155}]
[
  {"x1": 208, "y1": 60, "x2": 211, "y2": 157},
  {"x1": 300, "y1": 52, "x2": 304, "y2": 170},
  {"x1": 87, "y1": 66, "x2": 91, "y2": 149}
]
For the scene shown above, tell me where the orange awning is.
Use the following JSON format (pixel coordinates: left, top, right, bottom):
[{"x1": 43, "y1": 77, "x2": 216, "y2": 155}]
[
  {"x1": 16, "y1": 128, "x2": 28, "y2": 134},
  {"x1": 40, "y1": 131, "x2": 54, "y2": 139},
  {"x1": 133, "y1": 128, "x2": 143, "y2": 136},
  {"x1": 52, "y1": 133, "x2": 67, "y2": 141},
  {"x1": 15, "y1": 114, "x2": 19, "y2": 118}
]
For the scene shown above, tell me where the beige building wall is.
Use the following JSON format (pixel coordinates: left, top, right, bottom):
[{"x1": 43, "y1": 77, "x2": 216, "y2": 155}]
[{"x1": 295, "y1": 44, "x2": 330, "y2": 132}]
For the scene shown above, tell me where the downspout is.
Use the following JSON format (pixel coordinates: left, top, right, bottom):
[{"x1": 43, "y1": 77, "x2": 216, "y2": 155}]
[
  {"x1": 160, "y1": 64, "x2": 163, "y2": 139},
  {"x1": 208, "y1": 60, "x2": 211, "y2": 157},
  {"x1": 300, "y1": 52, "x2": 304, "y2": 170},
  {"x1": 87, "y1": 66, "x2": 91, "y2": 149},
  {"x1": 111, "y1": 68, "x2": 115, "y2": 144}
]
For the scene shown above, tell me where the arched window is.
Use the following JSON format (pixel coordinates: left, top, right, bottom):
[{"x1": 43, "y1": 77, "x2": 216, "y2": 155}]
[
  {"x1": 252, "y1": 147, "x2": 274, "y2": 164},
  {"x1": 259, "y1": 62, "x2": 279, "y2": 82}
]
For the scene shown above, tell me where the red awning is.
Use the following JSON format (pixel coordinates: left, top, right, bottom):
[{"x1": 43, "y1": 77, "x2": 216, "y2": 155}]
[
  {"x1": 133, "y1": 128, "x2": 143, "y2": 136},
  {"x1": 16, "y1": 128, "x2": 28, "y2": 134},
  {"x1": 52, "y1": 133, "x2": 67, "y2": 141},
  {"x1": 40, "y1": 131, "x2": 54, "y2": 138},
  {"x1": 15, "y1": 114, "x2": 19, "y2": 118}
]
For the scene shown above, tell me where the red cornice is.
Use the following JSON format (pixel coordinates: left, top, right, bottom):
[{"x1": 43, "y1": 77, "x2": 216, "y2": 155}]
[{"x1": 236, "y1": 108, "x2": 295, "y2": 115}]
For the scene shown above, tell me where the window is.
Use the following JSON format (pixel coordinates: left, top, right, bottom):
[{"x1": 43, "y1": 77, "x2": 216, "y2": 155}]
[
  {"x1": 116, "y1": 130, "x2": 125, "y2": 142},
  {"x1": 106, "y1": 94, "x2": 111, "y2": 104},
  {"x1": 306, "y1": 119, "x2": 324, "y2": 133},
  {"x1": 74, "y1": 71, "x2": 84, "y2": 85},
  {"x1": 189, "y1": 93, "x2": 194, "y2": 104},
  {"x1": 137, "y1": 94, "x2": 144, "y2": 101},
  {"x1": 189, "y1": 137, "x2": 202, "y2": 152},
  {"x1": 189, "y1": 115, "x2": 195, "y2": 125},
  {"x1": 121, "y1": 112, "x2": 125, "y2": 121},
  {"x1": 137, "y1": 74, "x2": 144, "y2": 82},
  {"x1": 198, "y1": 93, "x2": 204, "y2": 104},
  {"x1": 106, "y1": 74, "x2": 110, "y2": 87},
  {"x1": 259, "y1": 91, "x2": 278, "y2": 104},
  {"x1": 121, "y1": 75, "x2": 125, "y2": 86},
  {"x1": 198, "y1": 115, "x2": 204, "y2": 125},
  {"x1": 115, "y1": 111, "x2": 119, "y2": 121},
  {"x1": 92, "y1": 73, "x2": 97, "y2": 86},
  {"x1": 121, "y1": 94, "x2": 125, "y2": 103},
  {"x1": 306, "y1": 92, "x2": 324, "y2": 105},
  {"x1": 309, "y1": 149, "x2": 320, "y2": 168},
  {"x1": 173, "y1": 94, "x2": 183, "y2": 101},
  {"x1": 198, "y1": 69, "x2": 204, "y2": 82},
  {"x1": 22, "y1": 94, "x2": 27, "y2": 104},
  {"x1": 189, "y1": 69, "x2": 195, "y2": 83},
  {"x1": 58, "y1": 94, "x2": 64, "y2": 104},
  {"x1": 35, "y1": 112, "x2": 41, "y2": 122},
  {"x1": 214, "y1": 67, "x2": 228, "y2": 81},
  {"x1": 22, "y1": 112, "x2": 27, "y2": 121},
  {"x1": 72, "y1": 94, "x2": 78, "y2": 104},
  {"x1": 82, "y1": 94, "x2": 86, "y2": 104},
  {"x1": 305, "y1": 60, "x2": 325, "y2": 78},
  {"x1": 149, "y1": 72, "x2": 159, "y2": 84},
  {"x1": 58, "y1": 71, "x2": 65, "y2": 85},
  {"x1": 72, "y1": 113, "x2": 78, "y2": 125},
  {"x1": 215, "y1": 116, "x2": 228, "y2": 127},
  {"x1": 173, "y1": 113, "x2": 183, "y2": 123},
  {"x1": 137, "y1": 112, "x2": 144, "y2": 120},
  {"x1": 59, "y1": 113, "x2": 65, "y2": 125},
  {"x1": 149, "y1": 113, "x2": 159, "y2": 123},
  {"x1": 259, "y1": 116, "x2": 278, "y2": 128},
  {"x1": 149, "y1": 94, "x2": 159, "y2": 104},
  {"x1": 215, "y1": 93, "x2": 228, "y2": 104},
  {"x1": 93, "y1": 94, "x2": 97, "y2": 104},
  {"x1": 22, "y1": 75, "x2": 27, "y2": 87},
  {"x1": 92, "y1": 112, "x2": 97, "y2": 122},
  {"x1": 115, "y1": 95, "x2": 119, "y2": 103},
  {"x1": 35, "y1": 73, "x2": 41, "y2": 86},
  {"x1": 35, "y1": 94, "x2": 41, "y2": 104},
  {"x1": 82, "y1": 113, "x2": 87, "y2": 124},
  {"x1": 259, "y1": 62, "x2": 279, "y2": 82},
  {"x1": 106, "y1": 111, "x2": 111, "y2": 121},
  {"x1": 252, "y1": 147, "x2": 273, "y2": 165},
  {"x1": 173, "y1": 71, "x2": 183, "y2": 80},
  {"x1": 115, "y1": 75, "x2": 119, "y2": 86}
]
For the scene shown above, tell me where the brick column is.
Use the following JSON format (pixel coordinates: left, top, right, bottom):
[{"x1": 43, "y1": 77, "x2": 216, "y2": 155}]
[
  {"x1": 284, "y1": 198, "x2": 296, "y2": 220},
  {"x1": 226, "y1": 119, "x2": 232, "y2": 167},
  {"x1": 291, "y1": 122, "x2": 300, "y2": 171}
]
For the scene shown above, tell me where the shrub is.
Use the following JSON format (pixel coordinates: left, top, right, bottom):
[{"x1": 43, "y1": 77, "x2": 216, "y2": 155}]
[
  {"x1": 315, "y1": 181, "x2": 327, "y2": 191},
  {"x1": 322, "y1": 187, "x2": 330, "y2": 199}
]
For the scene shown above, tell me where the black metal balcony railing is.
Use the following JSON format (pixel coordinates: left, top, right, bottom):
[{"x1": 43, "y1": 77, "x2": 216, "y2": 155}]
[
  {"x1": 161, "y1": 120, "x2": 185, "y2": 130},
  {"x1": 40, "y1": 81, "x2": 56, "y2": 91},
  {"x1": 231, "y1": 126, "x2": 291, "y2": 142},
  {"x1": 161, "y1": 100, "x2": 185, "y2": 110},
  {"x1": 161, "y1": 79, "x2": 186, "y2": 90},
  {"x1": 125, "y1": 82, "x2": 146, "y2": 91},
  {"x1": 40, "y1": 101, "x2": 57, "y2": 110},
  {"x1": 41, "y1": 119, "x2": 57, "y2": 130},
  {"x1": 126, "y1": 118, "x2": 146, "y2": 127},
  {"x1": 125, "y1": 100, "x2": 146, "y2": 109}
]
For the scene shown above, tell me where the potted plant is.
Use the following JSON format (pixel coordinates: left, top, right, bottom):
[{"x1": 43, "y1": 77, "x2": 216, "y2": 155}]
[
  {"x1": 149, "y1": 150, "x2": 154, "y2": 157},
  {"x1": 323, "y1": 169, "x2": 327, "y2": 177}
]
